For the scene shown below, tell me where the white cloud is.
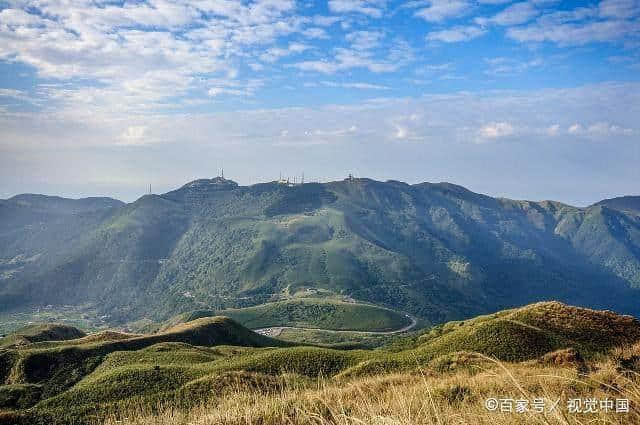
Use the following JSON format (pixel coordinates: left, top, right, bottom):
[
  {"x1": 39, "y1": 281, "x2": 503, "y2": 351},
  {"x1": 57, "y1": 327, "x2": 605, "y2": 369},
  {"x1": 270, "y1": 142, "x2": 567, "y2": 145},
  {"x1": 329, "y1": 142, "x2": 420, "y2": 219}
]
[
  {"x1": 310, "y1": 125, "x2": 359, "y2": 136},
  {"x1": 0, "y1": 0, "x2": 313, "y2": 115},
  {"x1": 476, "y1": 121, "x2": 515, "y2": 140},
  {"x1": 292, "y1": 47, "x2": 400, "y2": 73},
  {"x1": 259, "y1": 42, "x2": 311, "y2": 62},
  {"x1": 483, "y1": 56, "x2": 543, "y2": 75},
  {"x1": 1, "y1": 83, "x2": 637, "y2": 173},
  {"x1": 586, "y1": 121, "x2": 634, "y2": 136},
  {"x1": 426, "y1": 26, "x2": 486, "y2": 42},
  {"x1": 302, "y1": 27, "x2": 329, "y2": 39},
  {"x1": 319, "y1": 81, "x2": 391, "y2": 89},
  {"x1": 414, "y1": 0, "x2": 471, "y2": 22},
  {"x1": 506, "y1": 3, "x2": 640, "y2": 46},
  {"x1": 599, "y1": 0, "x2": 640, "y2": 19},
  {"x1": 345, "y1": 30, "x2": 385, "y2": 50},
  {"x1": 0, "y1": 88, "x2": 37, "y2": 104},
  {"x1": 508, "y1": 19, "x2": 639, "y2": 45},
  {"x1": 545, "y1": 124, "x2": 560, "y2": 136},
  {"x1": 390, "y1": 113, "x2": 422, "y2": 140},
  {"x1": 475, "y1": 2, "x2": 540, "y2": 26},
  {"x1": 119, "y1": 126, "x2": 150, "y2": 146},
  {"x1": 312, "y1": 15, "x2": 342, "y2": 26},
  {"x1": 568, "y1": 123, "x2": 584, "y2": 134},
  {"x1": 414, "y1": 63, "x2": 454, "y2": 75},
  {"x1": 328, "y1": 0, "x2": 386, "y2": 18},
  {"x1": 567, "y1": 121, "x2": 634, "y2": 137},
  {"x1": 394, "y1": 125, "x2": 409, "y2": 139},
  {"x1": 207, "y1": 79, "x2": 264, "y2": 97}
]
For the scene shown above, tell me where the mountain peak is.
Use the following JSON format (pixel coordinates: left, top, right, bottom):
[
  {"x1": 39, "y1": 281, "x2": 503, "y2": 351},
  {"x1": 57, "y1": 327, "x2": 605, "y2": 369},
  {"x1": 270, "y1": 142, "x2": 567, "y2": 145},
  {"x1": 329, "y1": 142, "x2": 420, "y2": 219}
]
[
  {"x1": 179, "y1": 177, "x2": 239, "y2": 190},
  {"x1": 4, "y1": 194, "x2": 124, "y2": 213}
]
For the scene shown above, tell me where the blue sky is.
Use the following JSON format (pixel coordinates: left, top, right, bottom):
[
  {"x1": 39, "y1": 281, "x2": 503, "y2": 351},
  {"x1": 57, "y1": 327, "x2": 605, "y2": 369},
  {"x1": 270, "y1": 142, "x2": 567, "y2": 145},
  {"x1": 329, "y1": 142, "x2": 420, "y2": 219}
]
[{"x1": 0, "y1": 0, "x2": 639, "y2": 205}]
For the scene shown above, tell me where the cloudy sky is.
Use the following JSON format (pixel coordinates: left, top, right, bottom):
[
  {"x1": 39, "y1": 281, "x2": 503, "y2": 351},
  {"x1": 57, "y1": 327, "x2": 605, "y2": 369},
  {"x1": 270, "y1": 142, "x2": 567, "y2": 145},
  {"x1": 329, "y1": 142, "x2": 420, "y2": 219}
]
[{"x1": 0, "y1": 0, "x2": 639, "y2": 205}]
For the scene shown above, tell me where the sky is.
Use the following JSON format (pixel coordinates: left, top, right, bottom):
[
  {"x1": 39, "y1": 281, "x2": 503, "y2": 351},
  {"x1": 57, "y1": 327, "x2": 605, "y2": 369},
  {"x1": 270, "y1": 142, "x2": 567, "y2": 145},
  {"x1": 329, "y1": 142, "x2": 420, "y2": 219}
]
[{"x1": 0, "y1": 0, "x2": 639, "y2": 206}]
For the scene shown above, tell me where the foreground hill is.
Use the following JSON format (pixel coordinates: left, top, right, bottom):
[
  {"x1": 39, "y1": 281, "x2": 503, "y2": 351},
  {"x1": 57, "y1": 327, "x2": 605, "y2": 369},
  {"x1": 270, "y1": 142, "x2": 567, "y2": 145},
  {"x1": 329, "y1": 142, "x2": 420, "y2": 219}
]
[
  {"x1": 0, "y1": 316, "x2": 288, "y2": 418},
  {"x1": 1, "y1": 302, "x2": 639, "y2": 424},
  {"x1": 1, "y1": 178, "x2": 640, "y2": 326}
]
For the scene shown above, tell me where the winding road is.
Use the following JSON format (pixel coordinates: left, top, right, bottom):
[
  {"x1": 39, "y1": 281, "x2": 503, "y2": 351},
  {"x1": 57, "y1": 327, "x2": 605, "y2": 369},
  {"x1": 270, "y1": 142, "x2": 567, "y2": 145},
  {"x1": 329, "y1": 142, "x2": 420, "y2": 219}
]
[{"x1": 254, "y1": 313, "x2": 418, "y2": 337}]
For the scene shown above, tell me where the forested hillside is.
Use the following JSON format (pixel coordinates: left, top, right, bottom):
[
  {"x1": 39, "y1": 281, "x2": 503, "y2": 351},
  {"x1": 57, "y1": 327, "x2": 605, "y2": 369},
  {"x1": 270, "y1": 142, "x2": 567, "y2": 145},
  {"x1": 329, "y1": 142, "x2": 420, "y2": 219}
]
[{"x1": 1, "y1": 178, "x2": 639, "y2": 325}]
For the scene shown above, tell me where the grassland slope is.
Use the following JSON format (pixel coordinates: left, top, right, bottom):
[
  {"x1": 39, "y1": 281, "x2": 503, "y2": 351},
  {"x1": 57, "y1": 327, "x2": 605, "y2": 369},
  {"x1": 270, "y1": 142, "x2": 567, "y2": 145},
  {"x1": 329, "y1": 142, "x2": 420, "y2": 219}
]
[
  {"x1": 1, "y1": 302, "x2": 640, "y2": 425},
  {"x1": 162, "y1": 299, "x2": 412, "y2": 332},
  {"x1": 0, "y1": 324, "x2": 86, "y2": 348},
  {"x1": 0, "y1": 317, "x2": 288, "y2": 404}
]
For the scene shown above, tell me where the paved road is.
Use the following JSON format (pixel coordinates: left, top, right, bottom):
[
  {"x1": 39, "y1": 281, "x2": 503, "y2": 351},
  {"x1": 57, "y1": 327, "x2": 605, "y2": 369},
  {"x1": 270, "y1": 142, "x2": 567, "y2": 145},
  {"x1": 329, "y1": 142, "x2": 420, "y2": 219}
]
[{"x1": 254, "y1": 313, "x2": 418, "y2": 337}]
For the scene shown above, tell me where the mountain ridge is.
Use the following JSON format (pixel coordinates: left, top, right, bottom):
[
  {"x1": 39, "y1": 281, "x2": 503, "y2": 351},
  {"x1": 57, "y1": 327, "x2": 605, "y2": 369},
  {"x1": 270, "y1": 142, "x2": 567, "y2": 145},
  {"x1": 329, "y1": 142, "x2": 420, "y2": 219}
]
[
  {"x1": 4, "y1": 179, "x2": 636, "y2": 212},
  {"x1": 1, "y1": 177, "x2": 639, "y2": 326}
]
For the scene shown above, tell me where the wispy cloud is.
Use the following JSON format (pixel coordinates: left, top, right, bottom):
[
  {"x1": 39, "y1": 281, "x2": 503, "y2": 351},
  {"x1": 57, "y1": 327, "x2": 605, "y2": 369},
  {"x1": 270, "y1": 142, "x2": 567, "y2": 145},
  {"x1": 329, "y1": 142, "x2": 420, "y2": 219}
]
[
  {"x1": 483, "y1": 57, "x2": 543, "y2": 75},
  {"x1": 427, "y1": 25, "x2": 486, "y2": 42},
  {"x1": 315, "y1": 81, "x2": 391, "y2": 90},
  {"x1": 291, "y1": 46, "x2": 402, "y2": 73},
  {"x1": 506, "y1": 2, "x2": 640, "y2": 45},
  {"x1": 0, "y1": 88, "x2": 39, "y2": 105}
]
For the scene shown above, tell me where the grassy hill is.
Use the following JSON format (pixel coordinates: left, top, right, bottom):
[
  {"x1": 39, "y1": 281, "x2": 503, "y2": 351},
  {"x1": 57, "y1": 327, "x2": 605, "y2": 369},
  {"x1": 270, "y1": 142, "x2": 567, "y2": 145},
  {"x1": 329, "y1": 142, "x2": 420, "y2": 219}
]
[
  {"x1": 100, "y1": 345, "x2": 640, "y2": 425},
  {"x1": 163, "y1": 299, "x2": 412, "y2": 332},
  {"x1": 1, "y1": 301, "x2": 639, "y2": 424},
  {"x1": 2, "y1": 179, "x2": 640, "y2": 328},
  {"x1": 0, "y1": 324, "x2": 86, "y2": 348},
  {"x1": 0, "y1": 316, "x2": 288, "y2": 417}
]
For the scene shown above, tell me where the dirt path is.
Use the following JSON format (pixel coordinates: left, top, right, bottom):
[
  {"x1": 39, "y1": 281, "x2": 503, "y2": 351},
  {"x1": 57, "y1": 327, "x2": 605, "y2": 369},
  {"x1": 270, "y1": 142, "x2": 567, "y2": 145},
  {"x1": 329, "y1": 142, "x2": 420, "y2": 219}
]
[{"x1": 254, "y1": 313, "x2": 418, "y2": 337}]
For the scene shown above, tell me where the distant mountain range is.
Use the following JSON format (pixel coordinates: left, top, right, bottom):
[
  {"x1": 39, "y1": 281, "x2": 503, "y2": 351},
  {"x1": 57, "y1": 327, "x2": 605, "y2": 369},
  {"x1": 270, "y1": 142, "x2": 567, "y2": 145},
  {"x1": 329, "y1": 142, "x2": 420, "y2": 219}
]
[{"x1": 1, "y1": 177, "x2": 639, "y2": 325}]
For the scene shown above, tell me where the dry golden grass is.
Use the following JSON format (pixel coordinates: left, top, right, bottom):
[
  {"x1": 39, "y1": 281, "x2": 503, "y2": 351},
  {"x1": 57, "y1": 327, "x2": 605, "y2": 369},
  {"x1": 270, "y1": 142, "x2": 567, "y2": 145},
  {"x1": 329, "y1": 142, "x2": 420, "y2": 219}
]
[{"x1": 103, "y1": 351, "x2": 640, "y2": 425}]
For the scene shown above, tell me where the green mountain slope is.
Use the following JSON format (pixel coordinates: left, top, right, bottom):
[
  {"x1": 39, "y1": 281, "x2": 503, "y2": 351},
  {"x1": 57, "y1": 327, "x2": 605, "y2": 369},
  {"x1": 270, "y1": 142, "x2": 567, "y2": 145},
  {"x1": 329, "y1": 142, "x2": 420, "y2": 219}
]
[
  {"x1": 1, "y1": 178, "x2": 640, "y2": 325},
  {"x1": 162, "y1": 298, "x2": 412, "y2": 332}
]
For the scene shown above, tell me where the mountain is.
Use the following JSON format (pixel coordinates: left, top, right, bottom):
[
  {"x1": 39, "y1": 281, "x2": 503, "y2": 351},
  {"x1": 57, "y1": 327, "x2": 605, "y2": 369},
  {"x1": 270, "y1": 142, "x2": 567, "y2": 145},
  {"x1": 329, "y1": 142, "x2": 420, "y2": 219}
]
[
  {"x1": 1, "y1": 178, "x2": 640, "y2": 325},
  {"x1": 594, "y1": 195, "x2": 640, "y2": 215}
]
